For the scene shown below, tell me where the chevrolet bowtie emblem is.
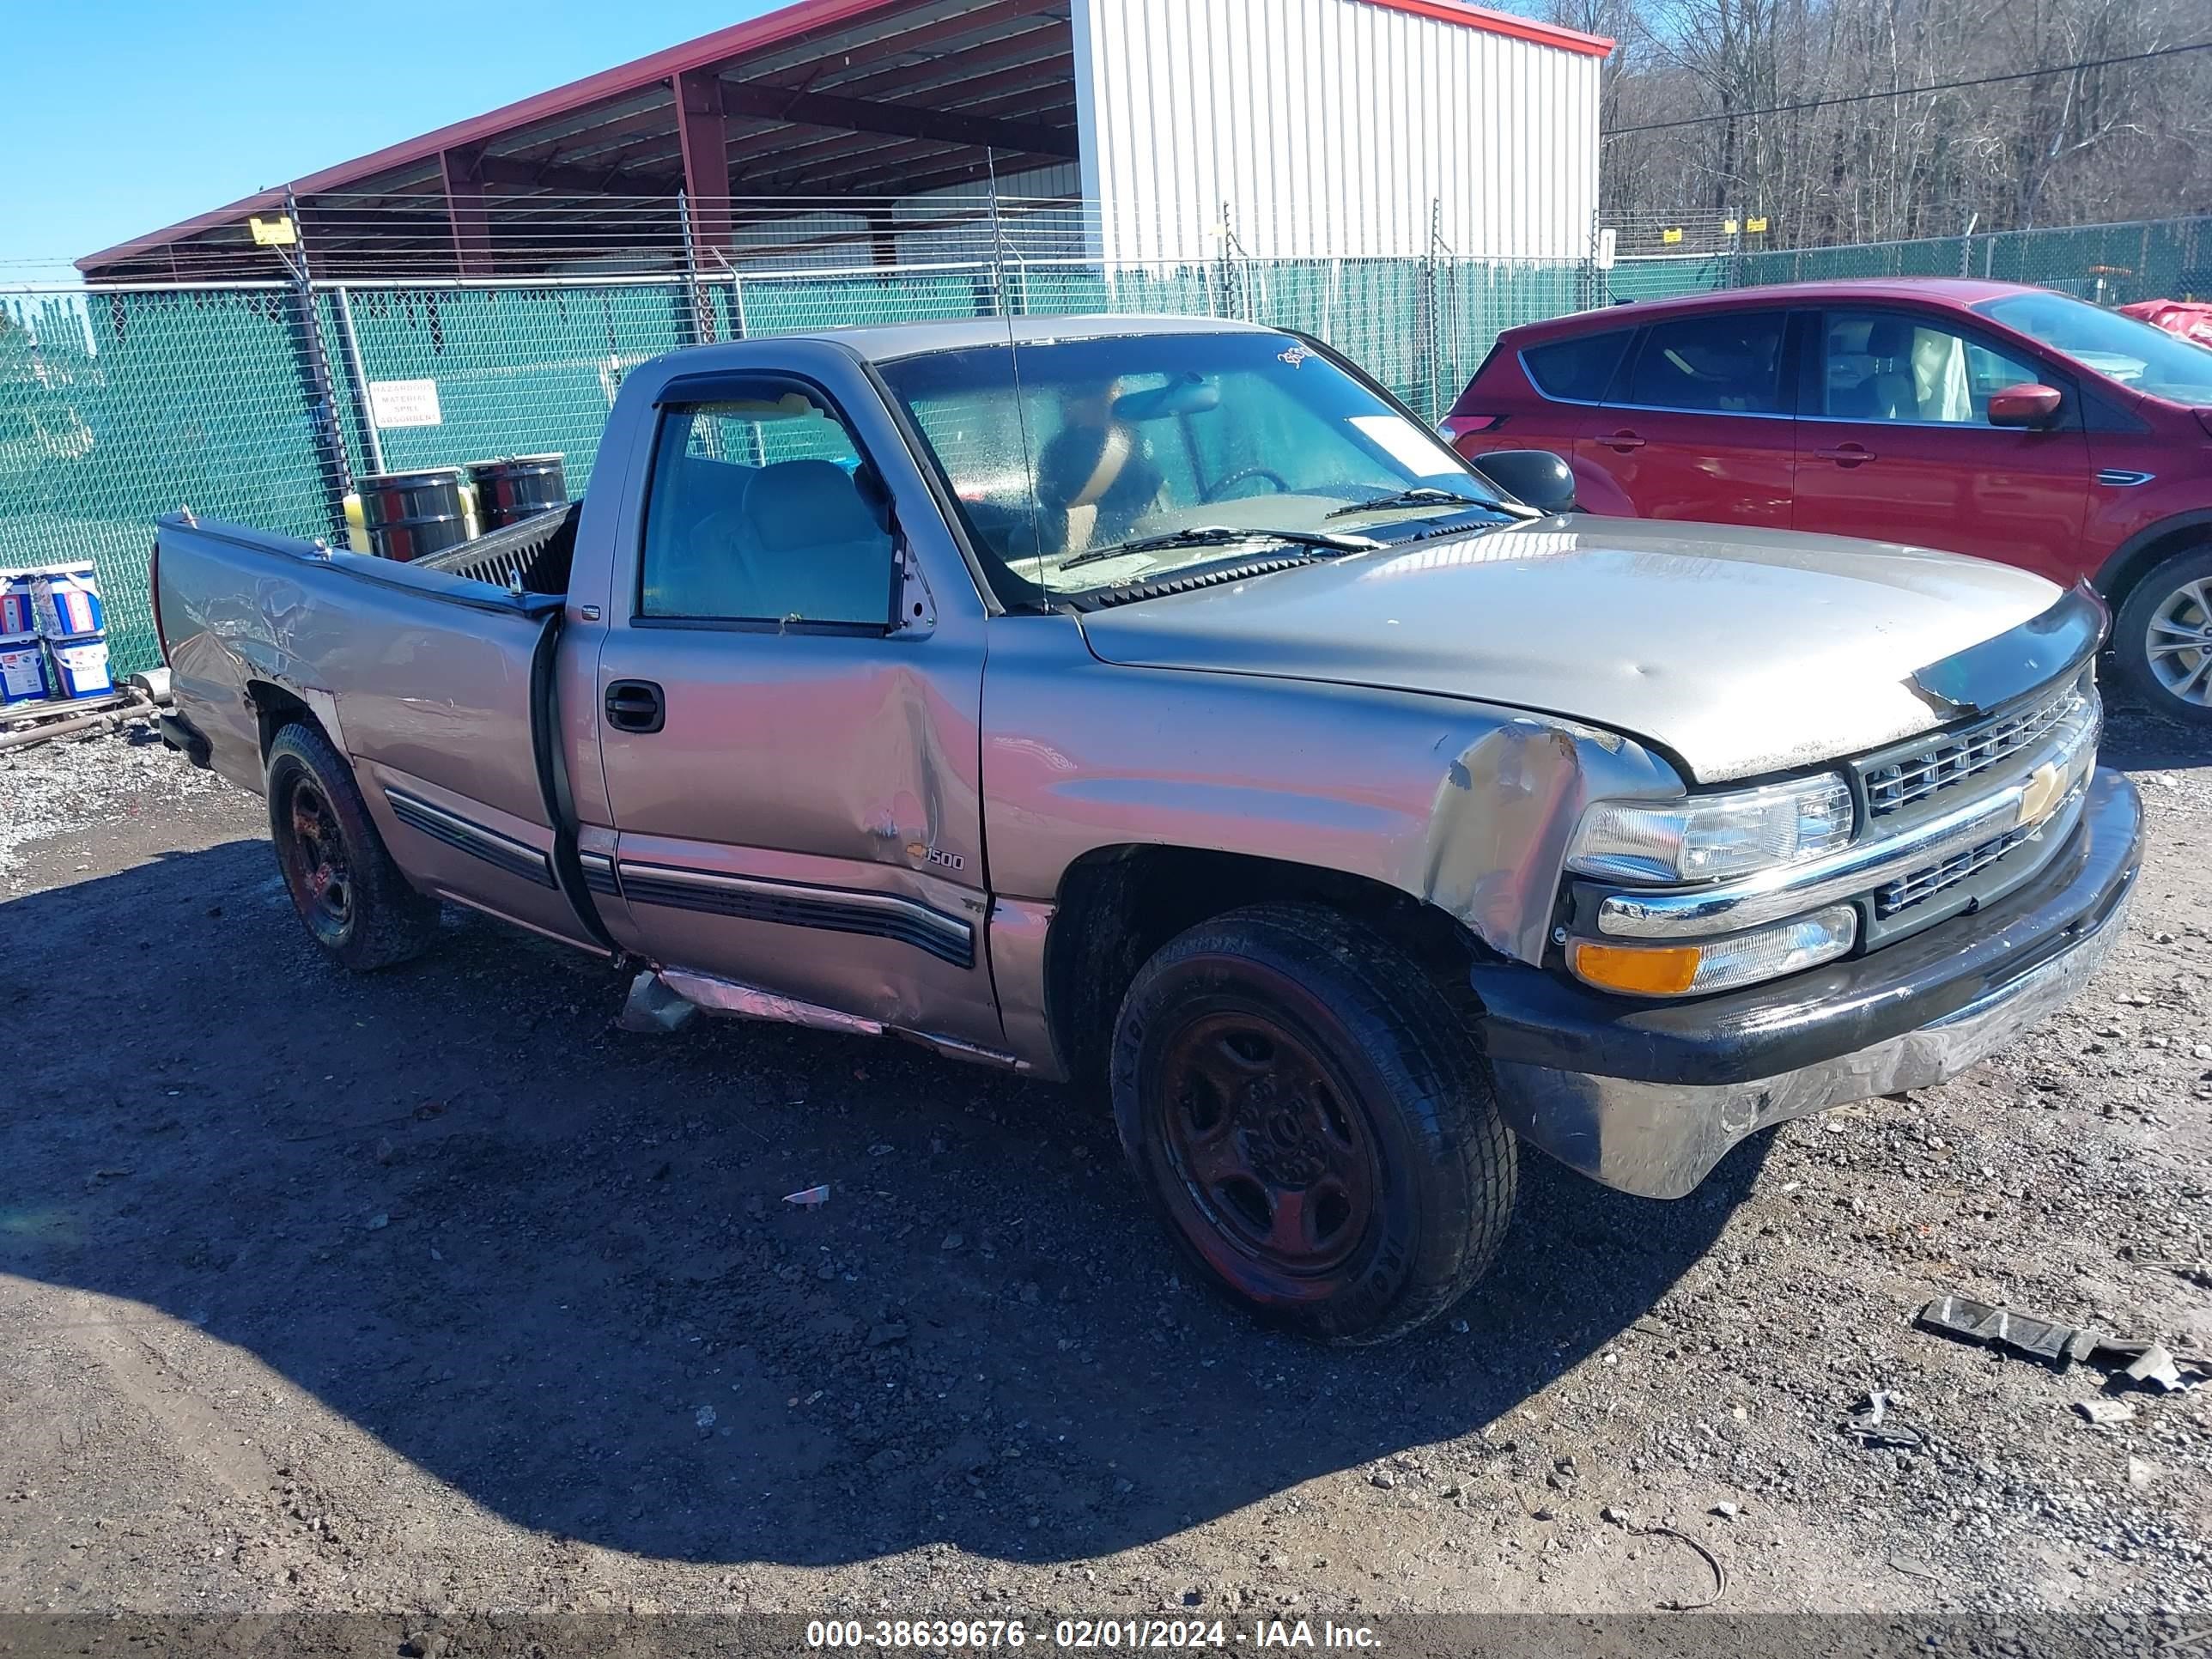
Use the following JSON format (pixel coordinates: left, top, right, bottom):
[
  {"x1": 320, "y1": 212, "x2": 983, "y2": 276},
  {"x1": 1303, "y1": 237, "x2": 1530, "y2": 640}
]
[{"x1": 2016, "y1": 762, "x2": 2067, "y2": 830}]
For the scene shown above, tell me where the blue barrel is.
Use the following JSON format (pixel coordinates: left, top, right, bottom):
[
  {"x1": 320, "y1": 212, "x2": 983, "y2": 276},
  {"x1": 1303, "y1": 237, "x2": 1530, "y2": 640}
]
[
  {"x1": 0, "y1": 634, "x2": 52, "y2": 704},
  {"x1": 46, "y1": 634, "x2": 112, "y2": 700},
  {"x1": 30, "y1": 562, "x2": 103, "y2": 638},
  {"x1": 0, "y1": 574, "x2": 33, "y2": 635}
]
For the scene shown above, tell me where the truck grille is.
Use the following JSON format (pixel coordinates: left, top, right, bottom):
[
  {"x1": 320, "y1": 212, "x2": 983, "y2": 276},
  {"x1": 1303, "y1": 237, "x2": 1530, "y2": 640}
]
[
  {"x1": 1863, "y1": 678, "x2": 2084, "y2": 817},
  {"x1": 1874, "y1": 823, "x2": 2038, "y2": 917}
]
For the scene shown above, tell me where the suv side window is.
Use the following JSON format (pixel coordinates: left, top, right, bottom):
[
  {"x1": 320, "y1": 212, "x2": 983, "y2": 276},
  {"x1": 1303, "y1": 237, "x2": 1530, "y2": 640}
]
[
  {"x1": 1620, "y1": 313, "x2": 1789, "y2": 413},
  {"x1": 640, "y1": 392, "x2": 894, "y2": 627},
  {"x1": 1820, "y1": 310, "x2": 2046, "y2": 425},
  {"x1": 1523, "y1": 330, "x2": 1633, "y2": 402}
]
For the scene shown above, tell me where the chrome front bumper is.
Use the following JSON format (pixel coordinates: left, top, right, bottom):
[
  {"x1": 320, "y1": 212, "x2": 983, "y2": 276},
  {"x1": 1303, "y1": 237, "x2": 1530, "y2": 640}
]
[{"x1": 1478, "y1": 768, "x2": 2142, "y2": 1200}]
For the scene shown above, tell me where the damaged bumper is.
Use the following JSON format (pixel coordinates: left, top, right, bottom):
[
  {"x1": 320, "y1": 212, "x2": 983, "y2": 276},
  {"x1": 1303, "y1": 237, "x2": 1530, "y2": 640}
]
[{"x1": 1474, "y1": 767, "x2": 2142, "y2": 1200}]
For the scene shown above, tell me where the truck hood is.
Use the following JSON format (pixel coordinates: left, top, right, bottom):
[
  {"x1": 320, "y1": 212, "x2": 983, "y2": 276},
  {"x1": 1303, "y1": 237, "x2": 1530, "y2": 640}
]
[{"x1": 1076, "y1": 517, "x2": 2065, "y2": 783}]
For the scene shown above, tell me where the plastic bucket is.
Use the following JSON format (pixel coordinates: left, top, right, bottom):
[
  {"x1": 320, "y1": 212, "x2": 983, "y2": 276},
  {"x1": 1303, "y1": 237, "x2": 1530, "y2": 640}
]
[
  {"x1": 465, "y1": 454, "x2": 568, "y2": 531},
  {"x1": 0, "y1": 573, "x2": 33, "y2": 635},
  {"x1": 0, "y1": 633, "x2": 52, "y2": 705},
  {"x1": 357, "y1": 468, "x2": 471, "y2": 562},
  {"x1": 30, "y1": 562, "x2": 102, "y2": 638},
  {"x1": 47, "y1": 634, "x2": 112, "y2": 700}
]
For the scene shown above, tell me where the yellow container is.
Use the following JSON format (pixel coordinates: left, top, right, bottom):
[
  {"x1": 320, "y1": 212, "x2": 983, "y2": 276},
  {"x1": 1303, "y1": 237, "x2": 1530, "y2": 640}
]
[{"x1": 341, "y1": 492, "x2": 371, "y2": 555}]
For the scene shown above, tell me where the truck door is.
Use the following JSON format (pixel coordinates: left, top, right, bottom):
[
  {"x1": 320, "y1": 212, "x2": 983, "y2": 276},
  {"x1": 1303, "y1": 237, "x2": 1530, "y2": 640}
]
[{"x1": 586, "y1": 361, "x2": 1000, "y2": 1052}]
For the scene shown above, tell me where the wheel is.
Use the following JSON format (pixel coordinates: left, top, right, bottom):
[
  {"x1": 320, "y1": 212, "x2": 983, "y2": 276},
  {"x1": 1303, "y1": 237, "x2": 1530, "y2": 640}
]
[
  {"x1": 2114, "y1": 548, "x2": 2212, "y2": 726},
  {"x1": 1202, "y1": 465, "x2": 1292, "y2": 501},
  {"x1": 1110, "y1": 903, "x2": 1517, "y2": 1346},
  {"x1": 264, "y1": 721, "x2": 441, "y2": 970}
]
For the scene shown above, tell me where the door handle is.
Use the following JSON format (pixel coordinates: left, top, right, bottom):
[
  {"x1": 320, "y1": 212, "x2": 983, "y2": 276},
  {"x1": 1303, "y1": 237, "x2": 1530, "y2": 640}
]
[
  {"x1": 605, "y1": 679, "x2": 665, "y2": 734},
  {"x1": 1599, "y1": 429, "x2": 1646, "y2": 452},
  {"x1": 1814, "y1": 444, "x2": 1877, "y2": 466}
]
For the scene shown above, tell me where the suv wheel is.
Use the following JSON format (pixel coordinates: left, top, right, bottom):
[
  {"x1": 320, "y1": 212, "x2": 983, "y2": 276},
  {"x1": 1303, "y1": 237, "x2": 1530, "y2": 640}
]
[
  {"x1": 1110, "y1": 903, "x2": 1517, "y2": 1346},
  {"x1": 2115, "y1": 548, "x2": 2212, "y2": 726}
]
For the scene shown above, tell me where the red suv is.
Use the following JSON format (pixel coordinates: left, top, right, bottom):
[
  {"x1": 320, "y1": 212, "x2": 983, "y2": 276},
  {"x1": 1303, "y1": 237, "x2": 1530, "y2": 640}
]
[{"x1": 1443, "y1": 280, "x2": 2212, "y2": 725}]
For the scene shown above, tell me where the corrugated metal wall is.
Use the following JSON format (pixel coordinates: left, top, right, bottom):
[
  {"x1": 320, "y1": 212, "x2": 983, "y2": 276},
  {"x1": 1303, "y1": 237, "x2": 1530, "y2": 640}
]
[{"x1": 1072, "y1": 0, "x2": 1600, "y2": 264}]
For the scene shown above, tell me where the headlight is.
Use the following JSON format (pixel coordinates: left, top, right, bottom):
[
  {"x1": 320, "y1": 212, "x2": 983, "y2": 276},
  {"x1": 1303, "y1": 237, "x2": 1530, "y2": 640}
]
[
  {"x1": 1567, "y1": 774, "x2": 1855, "y2": 884},
  {"x1": 1568, "y1": 904, "x2": 1859, "y2": 997}
]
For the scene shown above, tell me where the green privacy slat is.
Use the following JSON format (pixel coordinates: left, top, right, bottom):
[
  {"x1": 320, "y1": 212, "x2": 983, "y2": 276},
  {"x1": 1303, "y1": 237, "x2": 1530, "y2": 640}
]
[{"x1": 6, "y1": 215, "x2": 2205, "y2": 681}]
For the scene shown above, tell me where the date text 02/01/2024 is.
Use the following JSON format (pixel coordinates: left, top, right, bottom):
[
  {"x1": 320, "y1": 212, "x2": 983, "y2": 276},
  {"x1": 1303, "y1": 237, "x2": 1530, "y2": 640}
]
[{"x1": 804, "y1": 1618, "x2": 1380, "y2": 1649}]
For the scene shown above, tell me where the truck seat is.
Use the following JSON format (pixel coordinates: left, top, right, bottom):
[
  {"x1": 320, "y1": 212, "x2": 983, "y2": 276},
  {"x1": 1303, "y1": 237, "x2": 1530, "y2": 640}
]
[{"x1": 735, "y1": 459, "x2": 894, "y2": 623}]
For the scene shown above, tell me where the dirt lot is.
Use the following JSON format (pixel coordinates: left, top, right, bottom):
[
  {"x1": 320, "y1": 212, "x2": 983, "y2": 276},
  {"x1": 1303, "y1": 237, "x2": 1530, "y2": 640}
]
[{"x1": 1, "y1": 696, "x2": 2209, "y2": 1638}]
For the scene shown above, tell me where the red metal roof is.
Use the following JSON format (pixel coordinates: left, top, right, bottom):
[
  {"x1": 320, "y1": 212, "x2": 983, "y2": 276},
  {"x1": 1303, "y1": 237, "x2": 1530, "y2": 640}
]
[
  {"x1": 82, "y1": 0, "x2": 1614, "y2": 276},
  {"x1": 78, "y1": 0, "x2": 927, "y2": 275},
  {"x1": 1357, "y1": 0, "x2": 1613, "y2": 58}
]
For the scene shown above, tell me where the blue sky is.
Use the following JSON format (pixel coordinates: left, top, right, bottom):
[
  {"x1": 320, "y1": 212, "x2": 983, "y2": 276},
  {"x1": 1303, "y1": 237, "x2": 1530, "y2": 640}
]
[{"x1": 0, "y1": 0, "x2": 788, "y2": 287}]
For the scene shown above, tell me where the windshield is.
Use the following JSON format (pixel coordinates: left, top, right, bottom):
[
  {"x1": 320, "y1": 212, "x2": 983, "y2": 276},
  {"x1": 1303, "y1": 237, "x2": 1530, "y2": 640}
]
[
  {"x1": 875, "y1": 331, "x2": 1508, "y2": 603},
  {"x1": 1973, "y1": 291, "x2": 2212, "y2": 404}
]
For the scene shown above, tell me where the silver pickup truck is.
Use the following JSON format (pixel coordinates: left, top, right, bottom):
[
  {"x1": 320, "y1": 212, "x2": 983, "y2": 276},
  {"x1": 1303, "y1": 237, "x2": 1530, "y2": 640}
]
[{"x1": 153, "y1": 314, "x2": 2140, "y2": 1345}]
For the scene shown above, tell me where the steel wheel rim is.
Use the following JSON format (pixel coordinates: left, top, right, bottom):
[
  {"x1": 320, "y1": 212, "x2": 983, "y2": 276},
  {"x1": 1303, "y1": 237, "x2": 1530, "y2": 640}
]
[
  {"x1": 286, "y1": 780, "x2": 352, "y2": 930},
  {"x1": 2146, "y1": 577, "x2": 2212, "y2": 707},
  {"x1": 1156, "y1": 1008, "x2": 1378, "y2": 1278}
]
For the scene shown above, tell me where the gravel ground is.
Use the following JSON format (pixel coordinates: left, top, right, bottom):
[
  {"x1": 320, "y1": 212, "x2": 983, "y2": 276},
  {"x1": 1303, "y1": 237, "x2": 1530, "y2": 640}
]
[{"x1": 1, "y1": 698, "x2": 2208, "y2": 1636}]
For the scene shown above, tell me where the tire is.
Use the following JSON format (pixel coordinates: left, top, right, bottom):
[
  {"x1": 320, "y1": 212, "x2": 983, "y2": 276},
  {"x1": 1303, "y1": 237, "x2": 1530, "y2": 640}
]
[
  {"x1": 1109, "y1": 902, "x2": 1516, "y2": 1346},
  {"x1": 2113, "y1": 547, "x2": 2212, "y2": 726},
  {"x1": 264, "y1": 721, "x2": 441, "y2": 971}
]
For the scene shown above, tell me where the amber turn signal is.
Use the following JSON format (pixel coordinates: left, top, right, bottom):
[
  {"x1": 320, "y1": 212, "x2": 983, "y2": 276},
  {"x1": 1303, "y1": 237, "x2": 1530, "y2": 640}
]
[{"x1": 1566, "y1": 939, "x2": 1703, "y2": 996}]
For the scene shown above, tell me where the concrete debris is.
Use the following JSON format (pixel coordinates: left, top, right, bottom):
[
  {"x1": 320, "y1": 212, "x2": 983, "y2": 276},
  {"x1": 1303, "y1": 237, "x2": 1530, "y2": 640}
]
[
  {"x1": 2122, "y1": 1343, "x2": 2194, "y2": 1393},
  {"x1": 1916, "y1": 1291, "x2": 2209, "y2": 1388},
  {"x1": 1917, "y1": 1293, "x2": 2099, "y2": 1366},
  {"x1": 2073, "y1": 1398, "x2": 2136, "y2": 1425},
  {"x1": 1841, "y1": 1392, "x2": 1929, "y2": 1451}
]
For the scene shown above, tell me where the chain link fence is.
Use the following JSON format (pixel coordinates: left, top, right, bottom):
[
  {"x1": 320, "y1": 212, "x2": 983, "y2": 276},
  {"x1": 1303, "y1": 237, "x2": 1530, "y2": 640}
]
[{"x1": 5, "y1": 212, "x2": 2207, "y2": 677}]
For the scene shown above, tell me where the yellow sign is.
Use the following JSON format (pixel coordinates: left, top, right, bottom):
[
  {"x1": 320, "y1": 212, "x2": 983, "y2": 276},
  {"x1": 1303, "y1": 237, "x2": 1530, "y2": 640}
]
[
  {"x1": 1661, "y1": 227, "x2": 1683, "y2": 245},
  {"x1": 249, "y1": 215, "x2": 297, "y2": 247},
  {"x1": 1723, "y1": 219, "x2": 1739, "y2": 235},
  {"x1": 1747, "y1": 216, "x2": 1770, "y2": 234}
]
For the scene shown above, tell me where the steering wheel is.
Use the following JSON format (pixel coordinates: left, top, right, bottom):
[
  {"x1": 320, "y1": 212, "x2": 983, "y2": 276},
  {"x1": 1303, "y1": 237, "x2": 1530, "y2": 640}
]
[{"x1": 1203, "y1": 465, "x2": 1292, "y2": 502}]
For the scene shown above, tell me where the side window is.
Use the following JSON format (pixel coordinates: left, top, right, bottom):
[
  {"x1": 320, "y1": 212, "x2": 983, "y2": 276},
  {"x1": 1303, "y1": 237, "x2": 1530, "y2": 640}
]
[
  {"x1": 1821, "y1": 311, "x2": 2046, "y2": 424},
  {"x1": 639, "y1": 393, "x2": 894, "y2": 626},
  {"x1": 1622, "y1": 313, "x2": 1788, "y2": 413},
  {"x1": 1523, "y1": 330, "x2": 1632, "y2": 402}
]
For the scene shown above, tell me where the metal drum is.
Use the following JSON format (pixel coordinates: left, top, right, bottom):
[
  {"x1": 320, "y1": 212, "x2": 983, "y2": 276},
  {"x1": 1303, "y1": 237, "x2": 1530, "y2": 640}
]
[
  {"x1": 465, "y1": 454, "x2": 568, "y2": 532},
  {"x1": 357, "y1": 467, "x2": 471, "y2": 562}
]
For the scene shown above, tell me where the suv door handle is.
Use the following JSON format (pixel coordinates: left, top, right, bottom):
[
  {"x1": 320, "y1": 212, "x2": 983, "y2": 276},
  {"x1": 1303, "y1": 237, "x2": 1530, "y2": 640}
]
[
  {"x1": 1814, "y1": 444, "x2": 1877, "y2": 465},
  {"x1": 605, "y1": 680, "x2": 665, "y2": 734},
  {"x1": 1598, "y1": 429, "x2": 1646, "y2": 452}
]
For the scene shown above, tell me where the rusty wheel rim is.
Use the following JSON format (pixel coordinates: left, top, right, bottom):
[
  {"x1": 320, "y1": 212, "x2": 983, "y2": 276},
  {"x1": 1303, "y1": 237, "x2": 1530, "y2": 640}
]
[
  {"x1": 285, "y1": 780, "x2": 352, "y2": 931},
  {"x1": 1156, "y1": 1010, "x2": 1377, "y2": 1277}
]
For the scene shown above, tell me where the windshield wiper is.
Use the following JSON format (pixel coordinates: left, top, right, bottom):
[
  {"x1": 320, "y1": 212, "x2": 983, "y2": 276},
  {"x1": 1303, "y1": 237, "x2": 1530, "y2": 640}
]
[
  {"x1": 1059, "y1": 524, "x2": 1381, "y2": 571},
  {"x1": 1325, "y1": 486, "x2": 1497, "y2": 520}
]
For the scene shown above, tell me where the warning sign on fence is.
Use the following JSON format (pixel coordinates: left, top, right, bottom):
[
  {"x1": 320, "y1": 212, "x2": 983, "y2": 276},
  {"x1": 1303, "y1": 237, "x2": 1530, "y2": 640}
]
[{"x1": 368, "y1": 379, "x2": 443, "y2": 429}]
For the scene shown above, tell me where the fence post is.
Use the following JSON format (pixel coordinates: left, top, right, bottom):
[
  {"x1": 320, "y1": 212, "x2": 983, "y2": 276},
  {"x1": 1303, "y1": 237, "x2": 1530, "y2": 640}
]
[
  {"x1": 282, "y1": 195, "x2": 354, "y2": 537},
  {"x1": 678, "y1": 189, "x2": 717, "y2": 345},
  {"x1": 329, "y1": 285, "x2": 385, "y2": 477}
]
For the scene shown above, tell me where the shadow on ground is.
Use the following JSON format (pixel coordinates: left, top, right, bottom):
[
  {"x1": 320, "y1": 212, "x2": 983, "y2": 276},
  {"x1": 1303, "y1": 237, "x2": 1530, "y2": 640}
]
[{"x1": 2, "y1": 836, "x2": 1758, "y2": 1569}]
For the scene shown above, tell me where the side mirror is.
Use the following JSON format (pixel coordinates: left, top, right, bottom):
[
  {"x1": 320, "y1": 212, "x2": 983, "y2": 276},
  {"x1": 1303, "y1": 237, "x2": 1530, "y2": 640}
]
[
  {"x1": 1988, "y1": 383, "x2": 2063, "y2": 428},
  {"x1": 1467, "y1": 448, "x2": 1579, "y2": 515}
]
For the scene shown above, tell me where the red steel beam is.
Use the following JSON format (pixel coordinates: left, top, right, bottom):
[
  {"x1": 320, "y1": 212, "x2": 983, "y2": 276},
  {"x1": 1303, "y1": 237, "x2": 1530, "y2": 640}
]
[
  {"x1": 676, "y1": 68, "x2": 735, "y2": 254},
  {"x1": 717, "y1": 78, "x2": 1079, "y2": 159},
  {"x1": 440, "y1": 145, "x2": 495, "y2": 276}
]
